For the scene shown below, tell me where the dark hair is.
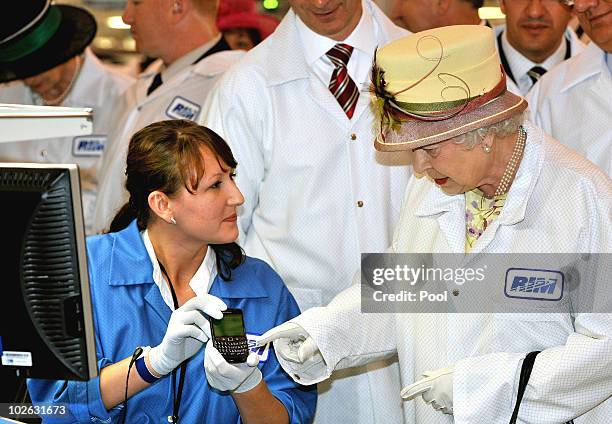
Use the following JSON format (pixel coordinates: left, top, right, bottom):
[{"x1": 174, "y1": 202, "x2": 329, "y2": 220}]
[
  {"x1": 468, "y1": 0, "x2": 484, "y2": 9},
  {"x1": 109, "y1": 119, "x2": 244, "y2": 280},
  {"x1": 246, "y1": 28, "x2": 262, "y2": 46}
]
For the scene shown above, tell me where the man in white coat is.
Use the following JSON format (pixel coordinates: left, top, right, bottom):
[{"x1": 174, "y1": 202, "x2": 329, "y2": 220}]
[
  {"x1": 389, "y1": 0, "x2": 487, "y2": 33},
  {"x1": 496, "y1": 0, "x2": 584, "y2": 96},
  {"x1": 0, "y1": 2, "x2": 133, "y2": 234},
  {"x1": 92, "y1": 0, "x2": 243, "y2": 232},
  {"x1": 527, "y1": 0, "x2": 611, "y2": 176},
  {"x1": 258, "y1": 25, "x2": 612, "y2": 423},
  {"x1": 202, "y1": 0, "x2": 411, "y2": 422}
]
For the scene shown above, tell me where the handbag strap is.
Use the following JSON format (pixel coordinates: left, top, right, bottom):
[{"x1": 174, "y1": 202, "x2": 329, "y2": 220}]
[{"x1": 509, "y1": 351, "x2": 574, "y2": 424}]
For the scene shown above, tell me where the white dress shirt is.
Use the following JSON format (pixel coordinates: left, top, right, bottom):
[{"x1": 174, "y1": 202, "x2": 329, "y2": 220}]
[
  {"x1": 494, "y1": 26, "x2": 584, "y2": 96},
  {"x1": 297, "y1": 8, "x2": 377, "y2": 93},
  {"x1": 142, "y1": 229, "x2": 217, "y2": 309}
]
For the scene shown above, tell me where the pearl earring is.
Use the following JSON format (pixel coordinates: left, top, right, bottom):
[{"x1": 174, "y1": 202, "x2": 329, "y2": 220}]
[
  {"x1": 482, "y1": 144, "x2": 492, "y2": 153},
  {"x1": 170, "y1": 217, "x2": 177, "y2": 225}
]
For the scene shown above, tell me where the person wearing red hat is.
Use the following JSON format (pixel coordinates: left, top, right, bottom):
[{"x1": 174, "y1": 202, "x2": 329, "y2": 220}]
[
  {"x1": 217, "y1": 0, "x2": 280, "y2": 50},
  {"x1": 0, "y1": 0, "x2": 134, "y2": 234}
]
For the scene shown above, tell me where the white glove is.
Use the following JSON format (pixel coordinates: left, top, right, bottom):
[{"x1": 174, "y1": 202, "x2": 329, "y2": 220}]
[
  {"x1": 401, "y1": 365, "x2": 454, "y2": 415},
  {"x1": 256, "y1": 322, "x2": 320, "y2": 364},
  {"x1": 204, "y1": 340, "x2": 262, "y2": 393},
  {"x1": 149, "y1": 295, "x2": 227, "y2": 376}
]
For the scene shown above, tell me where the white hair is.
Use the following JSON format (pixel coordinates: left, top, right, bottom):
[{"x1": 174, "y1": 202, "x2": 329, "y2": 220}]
[{"x1": 452, "y1": 112, "x2": 525, "y2": 150}]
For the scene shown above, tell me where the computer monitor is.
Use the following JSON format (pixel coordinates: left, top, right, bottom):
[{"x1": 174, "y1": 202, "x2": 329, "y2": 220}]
[{"x1": 0, "y1": 163, "x2": 97, "y2": 395}]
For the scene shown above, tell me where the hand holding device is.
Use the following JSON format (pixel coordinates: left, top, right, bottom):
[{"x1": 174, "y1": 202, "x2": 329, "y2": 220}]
[
  {"x1": 148, "y1": 294, "x2": 227, "y2": 376},
  {"x1": 256, "y1": 322, "x2": 320, "y2": 364},
  {"x1": 208, "y1": 308, "x2": 249, "y2": 363},
  {"x1": 401, "y1": 365, "x2": 454, "y2": 415},
  {"x1": 204, "y1": 340, "x2": 262, "y2": 393}
]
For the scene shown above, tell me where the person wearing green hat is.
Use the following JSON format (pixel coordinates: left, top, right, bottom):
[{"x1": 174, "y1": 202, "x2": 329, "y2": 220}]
[{"x1": 0, "y1": 0, "x2": 134, "y2": 234}]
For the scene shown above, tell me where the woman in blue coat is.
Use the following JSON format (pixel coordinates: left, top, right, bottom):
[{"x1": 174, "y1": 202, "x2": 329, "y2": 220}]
[{"x1": 28, "y1": 120, "x2": 316, "y2": 423}]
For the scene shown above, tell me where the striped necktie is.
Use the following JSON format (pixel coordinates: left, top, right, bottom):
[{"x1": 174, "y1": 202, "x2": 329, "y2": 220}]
[
  {"x1": 527, "y1": 66, "x2": 546, "y2": 85},
  {"x1": 326, "y1": 44, "x2": 359, "y2": 119}
]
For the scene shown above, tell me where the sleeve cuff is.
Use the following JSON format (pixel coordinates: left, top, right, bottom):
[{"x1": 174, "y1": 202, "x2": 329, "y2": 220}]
[
  {"x1": 453, "y1": 352, "x2": 524, "y2": 424},
  {"x1": 69, "y1": 357, "x2": 124, "y2": 423}
]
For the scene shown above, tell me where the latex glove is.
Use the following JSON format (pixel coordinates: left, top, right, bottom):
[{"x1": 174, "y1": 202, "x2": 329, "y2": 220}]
[
  {"x1": 401, "y1": 365, "x2": 454, "y2": 415},
  {"x1": 256, "y1": 322, "x2": 320, "y2": 364},
  {"x1": 204, "y1": 340, "x2": 262, "y2": 393},
  {"x1": 149, "y1": 295, "x2": 227, "y2": 376}
]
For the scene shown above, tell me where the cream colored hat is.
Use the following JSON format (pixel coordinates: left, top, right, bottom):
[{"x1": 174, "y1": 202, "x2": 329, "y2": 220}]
[{"x1": 371, "y1": 25, "x2": 527, "y2": 151}]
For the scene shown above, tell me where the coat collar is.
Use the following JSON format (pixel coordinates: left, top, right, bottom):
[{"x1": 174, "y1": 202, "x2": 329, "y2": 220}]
[
  {"x1": 107, "y1": 220, "x2": 154, "y2": 286},
  {"x1": 559, "y1": 42, "x2": 607, "y2": 93},
  {"x1": 263, "y1": 0, "x2": 406, "y2": 87},
  {"x1": 105, "y1": 220, "x2": 268, "y2": 299},
  {"x1": 413, "y1": 121, "x2": 544, "y2": 229}
]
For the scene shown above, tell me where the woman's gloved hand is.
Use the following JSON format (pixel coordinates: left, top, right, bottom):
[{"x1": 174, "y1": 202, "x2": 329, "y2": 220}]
[
  {"x1": 204, "y1": 340, "x2": 262, "y2": 393},
  {"x1": 401, "y1": 365, "x2": 455, "y2": 415},
  {"x1": 148, "y1": 295, "x2": 227, "y2": 376}
]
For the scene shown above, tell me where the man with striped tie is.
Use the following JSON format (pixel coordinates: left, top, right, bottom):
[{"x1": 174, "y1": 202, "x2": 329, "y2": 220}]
[
  {"x1": 496, "y1": 0, "x2": 585, "y2": 96},
  {"x1": 202, "y1": 0, "x2": 411, "y2": 422}
]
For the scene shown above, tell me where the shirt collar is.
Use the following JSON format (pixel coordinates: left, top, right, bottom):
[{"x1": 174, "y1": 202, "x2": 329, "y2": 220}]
[
  {"x1": 296, "y1": 0, "x2": 376, "y2": 67},
  {"x1": 502, "y1": 29, "x2": 567, "y2": 81},
  {"x1": 141, "y1": 229, "x2": 217, "y2": 310},
  {"x1": 161, "y1": 34, "x2": 223, "y2": 83}
]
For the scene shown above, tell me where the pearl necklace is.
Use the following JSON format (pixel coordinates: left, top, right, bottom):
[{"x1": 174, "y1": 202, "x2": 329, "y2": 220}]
[
  {"x1": 494, "y1": 126, "x2": 526, "y2": 197},
  {"x1": 43, "y1": 55, "x2": 82, "y2": 106}
]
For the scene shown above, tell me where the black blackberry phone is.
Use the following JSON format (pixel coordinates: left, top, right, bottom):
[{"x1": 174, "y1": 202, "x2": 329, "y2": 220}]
[{"x1": 208, "y1": 308, "x2": 249, "y2": 363}]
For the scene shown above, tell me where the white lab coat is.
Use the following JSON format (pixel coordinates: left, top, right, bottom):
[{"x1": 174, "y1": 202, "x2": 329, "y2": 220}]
[
  {"x1": 277, "y1": 121, "x2": 612, "y2": 423},
  {"x1": 91, "y1": 49, "x2": 243, "y2": 233},
  {"x1": 0, "y1": 49, "x2": 133, "y2": 233},
  {"x1": 202, "y1": 1, "x2": 411, "y2": 422},
  {"x1": 527, "y1": 42, "x2": 611, "y2": 177},
  {"x1": 493, "y1": 26, "x2": 584, "y2": 96}
]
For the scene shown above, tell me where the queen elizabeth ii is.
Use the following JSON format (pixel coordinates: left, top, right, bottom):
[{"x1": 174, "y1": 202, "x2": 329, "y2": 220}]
[{"x1": 257, "y1": 25, "x2": 612, "y2": 424}]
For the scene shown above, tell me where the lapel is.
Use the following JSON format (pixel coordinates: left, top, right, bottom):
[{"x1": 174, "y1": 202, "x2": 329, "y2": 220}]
[
  {"x1": 262, "y1": 1, "x2": 407, "y2": 126},
  {"x1": 414, "y1": 183, "x2": 466, "y2": 253},
  {"x1": 135, "y1": 60, "x2": 163, "y2": 105},
  {"x1": 107, "y1": 220, "x2": 170, "y2": 324},
  {"x1": 264, "y1": 10, "x2": 347, "y2": 122}
]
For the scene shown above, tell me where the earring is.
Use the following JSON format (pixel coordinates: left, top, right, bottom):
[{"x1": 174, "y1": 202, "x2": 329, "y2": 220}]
[
  {"x1": 481, "y1": 144, "x2": 492, "y2": 153},
  {"x1": 170, "y1": 217, "x2": 177, "y2": 225}
]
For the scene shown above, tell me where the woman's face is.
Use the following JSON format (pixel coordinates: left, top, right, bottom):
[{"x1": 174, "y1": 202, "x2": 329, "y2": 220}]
[
  {"x1": 170, "y1": 148, "x2": 244, "y2": 245},
  {"x1": 412, "y1": 138, "x2": 492, "y2": 195},
  {"x1": 224, "y1": 29, "x2": 256, "y2": 50}
]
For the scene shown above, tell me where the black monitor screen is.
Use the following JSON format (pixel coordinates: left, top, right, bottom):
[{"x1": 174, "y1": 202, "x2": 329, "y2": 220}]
[{"x1": 0, "y1": 163, "x2": 97, "y2": 394}]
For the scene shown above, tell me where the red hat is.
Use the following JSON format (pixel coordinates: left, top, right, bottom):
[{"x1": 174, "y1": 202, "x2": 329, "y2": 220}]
[{"x1": 217, "y1": 0, "x2": 279, "y2": 40}]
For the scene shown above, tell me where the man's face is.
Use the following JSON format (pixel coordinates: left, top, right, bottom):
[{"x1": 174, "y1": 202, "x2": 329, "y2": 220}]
[
  {"x1": 390, "y1": 0, "x2": 441, "y2": 32},
  {"x1": 289, "y1": 0, "x2": 363, "y2": 41},
  {"x1": 23, "y1": 58, "x2": 76, "y2": 102},
  {"x1": 122, "y1": 0, "x2": 168, "y2": 57},
  {"x1": 500, "y1": 0, "x2": 572, "y2": 63},
  {"x1": 574, "y1": 0, "x2": 612, "y2": 52}
]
